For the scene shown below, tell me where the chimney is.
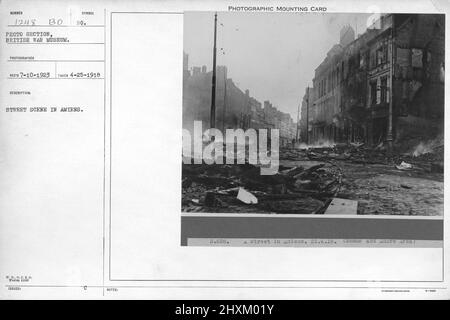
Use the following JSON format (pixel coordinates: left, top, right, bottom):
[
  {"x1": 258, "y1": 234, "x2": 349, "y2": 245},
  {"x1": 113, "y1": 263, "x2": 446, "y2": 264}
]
[{"x1": 340, "y1": 25, "x2": 355, "y2": 47}]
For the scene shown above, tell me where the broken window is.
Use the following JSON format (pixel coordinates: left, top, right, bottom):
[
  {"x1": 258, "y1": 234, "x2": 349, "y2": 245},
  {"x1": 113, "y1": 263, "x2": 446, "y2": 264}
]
[
  {"x1": 411, "y1": 48, "x2": 423, "y2": 68},
  {"x1": 376, "y1": 48, "x2": 382, "y2": 65},
  {"x1": 376, "y1": 78, "x2": 381, "y2": 103},
  {"x1": 376, "y1": 45, "x2": 386, "y2": 65},
  {"x1": 380, "y1": 76, "x2": 388, "y2": 104},
  {"x1": 364, "y1": 51, "x2": 370, "y2": 68},
  {"x1": 384, "y1": 43, "x2": 389, "y2": 63},
  {"x1": 370, "y1": 51, "x2": 376, "y2": 68},
  {"x1": 370, "y1": 81, "x2": 377, "y2": 105},
  {"x1": 359, "y1": 52, "x2": 364, "y2": 68},
  {"x1": 397, "y1": 47, "x2": 410, "y2": 67}
]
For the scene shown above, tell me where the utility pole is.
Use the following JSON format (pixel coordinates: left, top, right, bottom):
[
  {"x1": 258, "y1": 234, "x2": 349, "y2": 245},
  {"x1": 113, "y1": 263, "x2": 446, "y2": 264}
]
[
  {"x1": 222, "y1": 71, "x2": 227, "y2": 132},
  {"x1": 296, "y1": 102, "x2": 300, "y2": 142},
  {"x1": 306, "y1": 86, "x2": 310, "y2": 144},
  {"x1": 386, "y1": 22, "x2": 394, "y2": 151},
  {"x1": 210, "y1": 12, "x2": 218, "y2": 130}
]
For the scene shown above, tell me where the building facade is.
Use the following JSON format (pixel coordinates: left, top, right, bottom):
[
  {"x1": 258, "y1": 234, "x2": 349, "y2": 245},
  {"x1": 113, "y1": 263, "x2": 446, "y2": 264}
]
[
  {"x1": 302, "y1": 14, "x2": 445, "y2": 146},
  {"x1": 182, "y1": 61, "x2": 297, "y2": 145},
  {"x1": 299, "y1": 86, "x2": 312, "y2": 143}
]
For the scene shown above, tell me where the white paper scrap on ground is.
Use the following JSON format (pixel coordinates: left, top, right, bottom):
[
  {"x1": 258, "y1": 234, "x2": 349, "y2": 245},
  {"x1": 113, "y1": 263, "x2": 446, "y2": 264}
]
[
  {"x1": 396, "y1": 161, "x2": 413, "y2": 170},
  {"x1": 237, "y1": 187, "x2": 258, "y2": 204}
]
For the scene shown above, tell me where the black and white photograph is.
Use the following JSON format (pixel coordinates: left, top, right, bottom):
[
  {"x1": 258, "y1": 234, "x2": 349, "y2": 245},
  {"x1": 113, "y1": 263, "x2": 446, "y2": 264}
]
[
  {"x1": 182, "y1": 12, "x2": 445, "y2": 216},
  {"x1": 1, "y1": 0, "x2": 448, "y2": 301}
]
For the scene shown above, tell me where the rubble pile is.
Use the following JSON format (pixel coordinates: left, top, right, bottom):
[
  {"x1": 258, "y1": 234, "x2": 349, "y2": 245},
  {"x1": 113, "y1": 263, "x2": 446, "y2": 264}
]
[
  {"x1": 182, "y1": 141, "x2": 443, "y2": 214},
  {"x1": 281, "y1": 144, "x2": 391, "y2": 164},
  {"x1": 281, "y1": 143, "x2": 444, "y2": 173},
  {"x1": 182, "y1": 161, "x2": 342, "y2": 214}
]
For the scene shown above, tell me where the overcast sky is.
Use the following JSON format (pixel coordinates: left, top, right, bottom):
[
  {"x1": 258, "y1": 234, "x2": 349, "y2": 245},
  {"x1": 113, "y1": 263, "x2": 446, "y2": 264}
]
[{"x1": 184, "y1": 12, "x2": 371, "y2": 120}]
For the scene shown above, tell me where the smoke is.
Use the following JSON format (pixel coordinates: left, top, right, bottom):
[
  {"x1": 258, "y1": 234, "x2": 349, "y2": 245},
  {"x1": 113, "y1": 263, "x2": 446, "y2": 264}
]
[
  {"x1": 296, "y1": 139, "x2": 336, "y2": 150},
  {"x1": 411, "y1": 133, "x2": 444, "y2": 157},
  {"x1": 412, "y1": 141, "x2": 432, "y2": 157}
]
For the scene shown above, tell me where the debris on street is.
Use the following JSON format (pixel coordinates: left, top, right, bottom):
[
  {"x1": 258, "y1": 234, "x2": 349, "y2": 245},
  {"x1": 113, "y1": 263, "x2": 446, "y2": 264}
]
[
  {"x1": 182, "y1": 141, "x2": 443, "y2": 215},
  {"x1": 237, "y1": 187, "x2": 258, "y2": 204},
  {"x1": 182, "y1": 150, "x2": 343, "y2": 214},
  {"x1": 396, "y1": 161, "x2": 413, "y2": 170}
]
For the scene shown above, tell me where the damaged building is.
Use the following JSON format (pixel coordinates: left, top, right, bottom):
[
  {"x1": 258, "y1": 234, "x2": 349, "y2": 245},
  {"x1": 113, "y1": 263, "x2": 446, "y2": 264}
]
[
  {"x1": 183, "y1": 58, "x2": 297, "y2": 146},
  {"x1": 301, "y1": 14, "x2": 445, "y2": 147}
]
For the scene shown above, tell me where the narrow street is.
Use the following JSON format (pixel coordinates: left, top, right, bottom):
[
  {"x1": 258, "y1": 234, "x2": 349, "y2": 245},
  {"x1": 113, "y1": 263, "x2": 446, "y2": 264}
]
[
  {"x1": 182, "y1": 144, "x2": 443, "y2": 216},
  {"x1": 182, "y1": 13, "x2": 445, "y2": 217}
]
